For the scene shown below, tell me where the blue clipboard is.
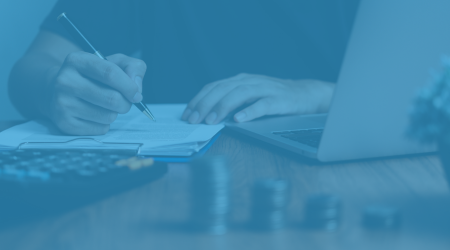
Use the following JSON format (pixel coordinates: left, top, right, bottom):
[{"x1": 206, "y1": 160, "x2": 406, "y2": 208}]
[{"x1": 151, "y1": 132, "x2": 221, "y2": 163}]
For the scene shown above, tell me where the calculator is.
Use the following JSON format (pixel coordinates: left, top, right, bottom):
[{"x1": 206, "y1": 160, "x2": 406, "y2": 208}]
[{"x1": 0, "y1": 149, "x2": 167, "y2": 224}]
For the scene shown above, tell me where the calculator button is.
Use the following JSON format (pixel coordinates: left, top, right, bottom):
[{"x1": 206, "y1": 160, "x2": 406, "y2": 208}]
[
  {"x1": 19, "y1": 161, "x2": 31, "y2": 166},
  {"x1": 43, "y1": 163, "x2": 55, "y2": 168},
  {"x1": 94, "y1": 158, "x2": 105, "y2": 163},
  {"x1": 98, "y1": 167, "x2": 108, "y2": 172},
  {"x1": 66, "y1": 164, "x2": 81, "y2": 170},
  {"x1": 3, "y1": 168, "x2": 25, "y2": 178},
  {"x1": 33, "y1": 158, "x2": 46, "y2": 163},
  {"x1": 71, "y1": 157, "x2": 82, "y2": 162},
  {"x1": 50, "y1": 167, "x2": 66, "y2": 174},
  {"x1": 3, "y1": 164, "x2": 17, "y2": 169},
  {"x1": 9, "y1": 156, "x2": 21, "y2": 161},
  {"x1": 27, "y1": 170, "x2": 50, "y2": 181},
  {"x1": 77, "y1": 170, "x2": 96, "y2": 176},
  {"x1": 81, "y1": 161, "x2": 91, "y2": 167},
  {"x1": 109, "y1": 154, "x2": 121, "y2": 159},
  {"x1": 59, "y1": 159, "x2": 69, "y2": 164},
  {"x1": 82, "y1": 153, "x2": 97, "y2": 157}
]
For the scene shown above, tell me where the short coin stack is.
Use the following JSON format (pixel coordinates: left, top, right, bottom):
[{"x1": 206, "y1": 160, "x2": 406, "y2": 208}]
[
  {"x1": 303, "y1": 194, "x2": 341, "y2": 231},
  {"x1": 190, "y1": 156, "x2": 230, "y2": 235},
  {"x1": 362, "y1": 205, "x2": 401, "y2": 230},
  {"x1": 250, "y1": 179, "x2": 290, "y2": 231}
]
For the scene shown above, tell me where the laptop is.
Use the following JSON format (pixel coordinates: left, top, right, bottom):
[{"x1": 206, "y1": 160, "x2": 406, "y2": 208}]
[{"x1": 226, "y1": 0, "x2": 449, "y2": 162}]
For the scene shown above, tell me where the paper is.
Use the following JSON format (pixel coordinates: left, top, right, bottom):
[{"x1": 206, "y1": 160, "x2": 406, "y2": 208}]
[{"x1": 0, "y1": 104, "x2": 224, "y2": 156}]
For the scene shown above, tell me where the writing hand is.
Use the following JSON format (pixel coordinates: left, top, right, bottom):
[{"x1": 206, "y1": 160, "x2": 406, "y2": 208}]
[{"x1": 44, "y1": 52, "x2": 146, "y2": 135}]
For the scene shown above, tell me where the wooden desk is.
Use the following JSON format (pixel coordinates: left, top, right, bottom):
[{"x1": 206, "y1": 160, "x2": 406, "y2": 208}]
[{"x1": 0, "y1": 122, "x2": 449, "y2": 250}]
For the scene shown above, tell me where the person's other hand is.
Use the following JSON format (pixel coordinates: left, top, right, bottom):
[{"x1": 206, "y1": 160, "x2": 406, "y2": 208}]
[
  {"x1": 181, "y1": 73, "x2": 334, "y2": 124},
  {"x1": 43, "y1": 52, "x2": 146, "y2": 135}
]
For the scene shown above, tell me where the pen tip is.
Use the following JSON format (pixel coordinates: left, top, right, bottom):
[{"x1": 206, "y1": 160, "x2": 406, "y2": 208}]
[{"x1": 143, "y1": 110, "x2": 156, "y2": 121}]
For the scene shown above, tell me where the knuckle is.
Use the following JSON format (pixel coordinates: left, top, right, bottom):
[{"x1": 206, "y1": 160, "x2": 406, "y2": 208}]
[
  {"x1": 196, "y1": 100, "x2": 211, "y2": 113},
  {"x1": 54, "y1": 74, "x2": 68, "y2": 89},
  {"x1": 102, "y1": 64, "x2": 118, "y2": 82},
  {"x1": 64, "y1": 53, "x2": 77, "y2": 64},
  {"x1": 187, "y1": 100, "x2": 197, "y2": 110},
  {"x1": 54, "y1": 94, "x2": 69, "y2": 108},
  {"x1": 133, "y1": 59, "x2": 147, "y2": 70},
  {"x1": 105, "y1": 91, "x2": 122, "y2": 110},
  {"x1": 236, "y1": 85, "x2": 252, "y2": 94},
  {"x1": 64, "y1": 51, "x2": 83, "y2": 65},
  {"x1": 261, "y1": 98, "x2": 275, "y2": 107},
  {"x1": 106, "y1": 112, "x2": 118, "y2": 124},
  {"x1": 54, "y1": 73, "x2": 74, "y2": 93},
  {"x1": 215, "y1": 101, "x2": 231, "y2": 113},
  {"x1": 118, "y1": 102, "x2": 132, "y2": 114},
  {"x1": 114, "y1": 53, "x2": 125, "y2": 59}
]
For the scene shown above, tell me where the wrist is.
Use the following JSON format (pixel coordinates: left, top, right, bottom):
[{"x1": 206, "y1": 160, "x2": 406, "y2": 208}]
[
  {"x1": 315, "y1": 81, "x2": 335, "y2": 113},
  {"x1": 292, "y1": 80, "x2": 335, "y2": 114},
  {"x1": 38, "y1": 65, "x2": 60, "y2": 118}
]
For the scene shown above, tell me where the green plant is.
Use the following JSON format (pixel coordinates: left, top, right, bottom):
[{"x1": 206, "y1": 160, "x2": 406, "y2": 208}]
[{"x1": 409, "y1": 57, "x2": 450, "y2": 144}]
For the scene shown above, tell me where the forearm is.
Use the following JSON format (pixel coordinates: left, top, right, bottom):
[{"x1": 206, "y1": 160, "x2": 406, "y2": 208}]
[{"x1": 8, "y1": 52, "x2": 61, "y2": 119}]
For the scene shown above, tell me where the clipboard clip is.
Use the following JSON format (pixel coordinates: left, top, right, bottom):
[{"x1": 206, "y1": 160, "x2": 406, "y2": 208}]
[{"x1": 17, "y1": 138, "x2": 143, "y2": 155}]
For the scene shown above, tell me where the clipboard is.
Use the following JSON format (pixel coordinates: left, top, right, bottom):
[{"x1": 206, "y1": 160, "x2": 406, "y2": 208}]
[
  {"x1": 152, "y1": 132, "x2": 221, "y2": 163},
  {"x1": 14, "y1": 133, "x2": 222, "y2": 163},
  {"x1": 18, "y1": 138, "x2": 143, "y2": 154}
]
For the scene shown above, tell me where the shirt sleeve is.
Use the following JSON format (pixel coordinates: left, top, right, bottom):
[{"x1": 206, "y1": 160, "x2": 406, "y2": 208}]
[{"x1": 40, "y1": 0, "x2": 140, "y2": 56}]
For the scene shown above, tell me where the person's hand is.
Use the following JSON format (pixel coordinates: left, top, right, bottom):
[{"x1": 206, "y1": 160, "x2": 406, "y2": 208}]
[
  {"x1": 181, "y1": 73, "x2": 334, "y2": 124},
  {"x1": 43, "y1": 52, "x2": 146, "y2": 135}
]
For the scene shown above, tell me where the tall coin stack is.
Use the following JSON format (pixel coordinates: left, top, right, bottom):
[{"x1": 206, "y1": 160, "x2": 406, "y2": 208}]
[
  {"x1": 303, "y1": 194, "x2": 341, "y2": 231},
  {"x1": 250, "y1": 179, "x2": 290, "y2": 231},
  {"x1": 190, "y1": 156, "x2": 230, "y2": 235}
]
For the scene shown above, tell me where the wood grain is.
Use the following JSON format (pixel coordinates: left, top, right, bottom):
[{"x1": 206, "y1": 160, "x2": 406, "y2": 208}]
[{"x1": 0, "y1": 124, "x2": 449, "y2": 250}]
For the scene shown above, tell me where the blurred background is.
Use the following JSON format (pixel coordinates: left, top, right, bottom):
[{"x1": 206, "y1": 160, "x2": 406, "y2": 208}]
[{"x1": 0, "y1": 0, "x2": 56, "y2": 120}]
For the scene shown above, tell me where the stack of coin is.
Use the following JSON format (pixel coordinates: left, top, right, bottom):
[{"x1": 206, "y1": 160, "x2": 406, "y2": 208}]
[
  {"x1": 250, "y1": 179, "x2": 290, "y2": 231},
  {"x1": 190, "y1": 156, "x2": 230, "y2": 235},
  {"x1": 303, "y1": 194, "x2": 341, "y2": 231},
  {"x1": 362, "y1": 205, "x2": 401, "y2": 230}
]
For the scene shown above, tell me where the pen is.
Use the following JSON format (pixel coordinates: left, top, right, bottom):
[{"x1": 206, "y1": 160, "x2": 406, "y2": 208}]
[{"x1": 56, "y1": 12, "x2": 156, "y2": 121}]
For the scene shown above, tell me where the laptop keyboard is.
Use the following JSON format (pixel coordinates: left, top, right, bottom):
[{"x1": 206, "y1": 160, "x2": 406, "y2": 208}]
[{"x1": 272, "y1": 128, "x2": 324, "y2": 148}]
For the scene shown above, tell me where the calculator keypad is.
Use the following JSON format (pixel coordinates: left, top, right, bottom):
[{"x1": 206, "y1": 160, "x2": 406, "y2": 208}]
[{"x1": 0, "y1": 150, "x2": 140, "y2": 182}]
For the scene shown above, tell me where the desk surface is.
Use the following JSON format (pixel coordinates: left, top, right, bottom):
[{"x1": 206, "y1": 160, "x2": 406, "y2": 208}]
[{"x1": 0, "y1": 121, "x2": 449, "y2": 250}]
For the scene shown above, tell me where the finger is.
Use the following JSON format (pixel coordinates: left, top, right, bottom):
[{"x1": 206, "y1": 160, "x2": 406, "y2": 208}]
[
  {"x1": 107, "y1": 54, "x2": 147, "y2": 93},
  {"x1": 56, "y1": 72, "x2": 132, "y2": 114},
  {"x1": 55, "y1": 116, "x2": 110, "y2": 136},
  {"x1": 181, "y1": 80, "x2": 223, "y2": 121},
  {"x1": 71, "y1": 98, "x2": 118, "y2": 125},
  {"x1": 65, "y1": 51, "x2": 142, "y2": 103},
  {"x1": 234, "y1": 98, "x2": 279, "y2": 123},
  {"x1": 187, "y1": 82, "x2": 240, "y2": 124},
  {"x1": 182, "y1": 74, "x2": 247, "y2": 120},
  {"x1": 204, "y1": 85, "x2": 268, "y2": 124}
]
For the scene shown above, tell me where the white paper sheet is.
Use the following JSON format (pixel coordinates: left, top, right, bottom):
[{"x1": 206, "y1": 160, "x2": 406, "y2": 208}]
[{"x1": 0, "y1": 104, "x2": 224, "y2": 156}]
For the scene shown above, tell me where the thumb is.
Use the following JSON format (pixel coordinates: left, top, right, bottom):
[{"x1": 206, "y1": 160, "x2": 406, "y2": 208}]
[
  {"x1": 107, "y1": 54, "x2": 147, "y2": 93},
  {"x1": 234, "y1": 98, "x2": 277, "y2": 123}
]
